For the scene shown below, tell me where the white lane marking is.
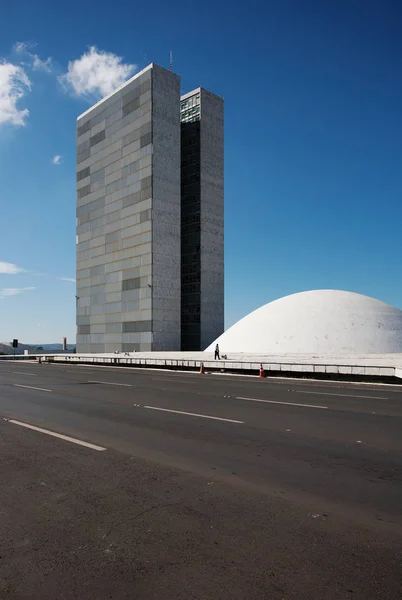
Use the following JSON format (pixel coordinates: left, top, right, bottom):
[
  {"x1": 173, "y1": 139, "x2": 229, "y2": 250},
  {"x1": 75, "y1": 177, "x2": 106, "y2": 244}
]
[
  {"x1": 88, "y1": 380, "x2": 132, "y2": 387},
  {"x1": 7, "y1": 419, "x2": 106, "y2": 451},
  {"x1": 144, "y1": 405, "x2": 244, "y2": 423},
  {"x1": 236, "y1": 396, "x2": 328, "y2": 410},
  {"x1": 151, "y1": 377, "x2": 198, "y2": 384},
  {"x1": 11, "y1": 372, "x2": 37, "y2": 376},
  {"x1": 293, "y1": 390, "x2": 387, "y2": 400},
  {"x1": 13, "y1": 384, "x2": 52, "y2": 392}
]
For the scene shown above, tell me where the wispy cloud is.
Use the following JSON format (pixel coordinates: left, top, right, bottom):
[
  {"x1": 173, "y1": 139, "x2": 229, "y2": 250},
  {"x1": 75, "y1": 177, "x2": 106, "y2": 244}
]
[
  {"x1": 32, "y1": 55, "x2": 52, "y2": 72},
  {"x1": 14, "y1": 41, "x2": 52, "y2": 73},
  {"x1": 0, "y1": 60, "x2": 31, "y2": 126},
  {"x1": 52, "y1": 155, "x2": 62, "y2": 165},
  {"x1": 0, "y1": 262, "x2": 76, "y2": 285},
  {"x1": 0, "y1": 287, "x2": 35, "y2": 299},
  {"x1": 0, "y1": 261, "x2": 25, "y2": 274},
  {"x1": 14, "y1": 41, "x2": 35, "y2": 54},
  {"x1": 59, "y1": 46, "x2": 136, "y2": 99}
]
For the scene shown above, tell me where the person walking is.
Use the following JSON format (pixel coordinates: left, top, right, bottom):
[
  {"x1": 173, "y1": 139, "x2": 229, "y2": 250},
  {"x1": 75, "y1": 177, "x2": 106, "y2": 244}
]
[{"x1": 214, "y1": 343, "x2": 220, "y2": 360}]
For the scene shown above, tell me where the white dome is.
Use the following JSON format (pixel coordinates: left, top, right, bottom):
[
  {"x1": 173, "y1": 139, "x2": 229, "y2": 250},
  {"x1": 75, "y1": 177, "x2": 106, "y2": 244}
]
[{"x1": 206, "y1": 290, "x2": 402, "y2": 354}]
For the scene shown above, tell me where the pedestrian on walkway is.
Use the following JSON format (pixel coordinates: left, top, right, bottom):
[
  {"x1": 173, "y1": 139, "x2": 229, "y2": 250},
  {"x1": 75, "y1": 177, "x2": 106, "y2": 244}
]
[{"x1": 214, "y1": 343, "x2": 220, "y2": 360}]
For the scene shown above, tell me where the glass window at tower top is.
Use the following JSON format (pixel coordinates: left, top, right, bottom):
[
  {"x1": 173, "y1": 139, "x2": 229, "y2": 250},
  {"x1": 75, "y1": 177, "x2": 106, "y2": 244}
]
[{"x1": 180, "y1": 93, "x2": 200, "y2": 123}]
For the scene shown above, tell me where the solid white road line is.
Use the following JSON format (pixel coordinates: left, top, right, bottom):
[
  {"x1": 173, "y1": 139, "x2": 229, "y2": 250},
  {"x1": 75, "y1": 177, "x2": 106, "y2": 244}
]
[
  {"x1": 88, "y1": 380, "x2": 132, "y2": 387},
  {"x1": 293, "y1": 390, "x2": 387, "y2": 400},
  {"x1": 13, "y1": 384, "x2": 52, "y2": 392},
  {"x1": 11, "y1": 372, "x2": 37, "y2": 376},
  {"x1": 236, "y1": 396, "x2": 328, "y2": 410},
  {"x1": 144, "y1": 405, "x2": 244, "y2": 423},
  {"x1": 7, "y1": 419, "x2": 106, "y2": 451}
]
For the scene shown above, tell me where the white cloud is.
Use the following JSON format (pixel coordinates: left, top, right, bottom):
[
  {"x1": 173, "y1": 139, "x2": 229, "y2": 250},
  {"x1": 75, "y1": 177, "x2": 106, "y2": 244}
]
[
  {"x1": 59, "y1": 46, "x2": 136, "y2": 99},
  {"x1": 0, "y1": 261, "x2": 25, "y2": 274},
  {"x1": 58, "y1": 277, "x2": 76, "y2": 283},
  {"x1": 52, "y1": 155, "x2": 62, "y2": 165},
  {"x1": 14, "y1": 41, "x2": 52, "y2": 73},
  {"x1": 0, "y1": 287, "x2": 35, "y2": 299},
  {"x1": 0, "y1": 61, "x2": 31, "y2": 126}
]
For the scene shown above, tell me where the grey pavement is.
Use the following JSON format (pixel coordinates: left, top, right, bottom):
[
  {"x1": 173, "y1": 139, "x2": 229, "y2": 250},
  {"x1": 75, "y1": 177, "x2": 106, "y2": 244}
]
[{"x1": 0, "y1": 362, "x2": 401, "y2": 599}]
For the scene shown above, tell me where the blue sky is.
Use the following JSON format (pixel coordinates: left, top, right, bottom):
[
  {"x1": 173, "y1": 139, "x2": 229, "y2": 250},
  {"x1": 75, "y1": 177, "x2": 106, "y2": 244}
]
[{"x1": 1, "y1": 0, "x2": 401, "y2": 344}]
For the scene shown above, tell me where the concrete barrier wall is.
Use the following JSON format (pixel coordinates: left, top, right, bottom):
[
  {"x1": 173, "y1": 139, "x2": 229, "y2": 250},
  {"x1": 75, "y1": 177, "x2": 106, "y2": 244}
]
[
  {"x1": 1, "y1": 353, "x2": 401, "y2": 381},
  {"x1": 44, "y1": 355, "x2": 400, "y2": 382}
]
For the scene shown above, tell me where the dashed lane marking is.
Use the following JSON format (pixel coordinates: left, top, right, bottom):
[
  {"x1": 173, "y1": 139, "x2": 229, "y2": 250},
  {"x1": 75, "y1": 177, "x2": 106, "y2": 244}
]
[
  {"x1": 13, "y1": 384, "x2": 52, "y2": 392},
  {"x1": 143, "y1": 405, "x2": 244, "y2": 423},
  {"x1": 236, "y1": 396, "x2": 328, "y2": 410},
  {"x1": 6, "y1": 419, "x2": 106, "y2": 451},
  {"x1": 292, "y1": 390, "x2": 387, "y2": 400},
  {"x1": 88, "y1": 380, "x2": 132, "y2": 387},
  {"x1": 11, "y1": 372, "x2": 37, "y2": 376}
]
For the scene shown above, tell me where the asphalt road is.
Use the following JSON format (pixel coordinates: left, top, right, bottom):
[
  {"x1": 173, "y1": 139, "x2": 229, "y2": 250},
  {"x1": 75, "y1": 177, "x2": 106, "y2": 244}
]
[{"x1": 0, "y1": 361, "x2": 401, "y2": 599}]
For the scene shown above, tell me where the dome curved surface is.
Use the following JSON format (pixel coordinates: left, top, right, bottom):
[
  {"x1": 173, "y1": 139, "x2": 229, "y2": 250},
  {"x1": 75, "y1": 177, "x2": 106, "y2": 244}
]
[{"x1": 206, "y1": 290, "x2": 402, "y2": 354}]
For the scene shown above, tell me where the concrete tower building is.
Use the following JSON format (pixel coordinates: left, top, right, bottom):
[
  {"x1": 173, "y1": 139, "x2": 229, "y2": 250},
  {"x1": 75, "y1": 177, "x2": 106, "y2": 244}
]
[
  {"x1": 76, "y1": 64, "x2": 223, "y2": 353},
  {"x1": 180, "y1": 88, "x2": 224, "y2": 350}
]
